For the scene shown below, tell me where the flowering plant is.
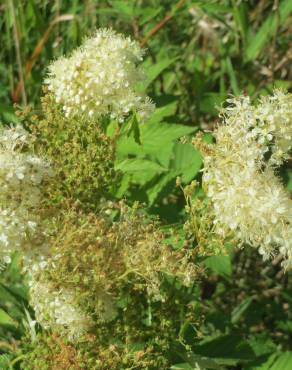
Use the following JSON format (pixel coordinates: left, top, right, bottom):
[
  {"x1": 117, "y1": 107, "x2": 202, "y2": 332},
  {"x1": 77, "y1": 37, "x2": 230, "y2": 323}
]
[{"x1": 1, "y1": 25, "x2": 291, "y2": 370}]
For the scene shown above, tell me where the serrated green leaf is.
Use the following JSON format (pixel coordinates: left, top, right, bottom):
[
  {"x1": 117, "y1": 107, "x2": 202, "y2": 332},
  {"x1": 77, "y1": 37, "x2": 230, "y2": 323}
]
[
  {"x1": 142, "y1": 122, "x2": 196, "y2": 154},
  {"x1": 117, "y1": 120, "x2": 195, "y2": 160},
  {"x1": 111, "y1": 1, "x2": 134, "y2": 16},
  {"x1": 116, "y1": 158, "x2": 167, "y2": 184},
  {"x1": 147, "y1": 100, "x2": 178, "y2": 124},
  {"x1": 170, "y1": 142, "x2": 202, "y2": 183}
]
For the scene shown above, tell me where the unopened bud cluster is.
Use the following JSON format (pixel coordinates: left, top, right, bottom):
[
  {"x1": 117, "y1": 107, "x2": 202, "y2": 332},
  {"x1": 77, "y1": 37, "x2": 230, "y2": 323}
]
[{"x1": 28, "y1": 203, "x2": 198, "y2": 340}]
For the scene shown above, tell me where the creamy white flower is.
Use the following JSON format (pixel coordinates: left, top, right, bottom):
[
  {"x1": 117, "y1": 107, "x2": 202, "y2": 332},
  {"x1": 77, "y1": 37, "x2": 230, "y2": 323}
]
[
  {"x1": 0, "y1": 125, "x2": 53, "y2": 263},
  {"x1": 46, "y1": 28, "x2": 154, "y2": 122},
  {"x1": 29, "y1": 277, "x2": 92, "y2": 340},
  {"x1": 201, "y1": 91, "x2": 292, "y2": 267}
]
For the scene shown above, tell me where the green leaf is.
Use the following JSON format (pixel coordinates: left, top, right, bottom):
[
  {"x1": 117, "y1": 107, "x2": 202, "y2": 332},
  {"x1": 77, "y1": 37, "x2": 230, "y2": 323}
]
[
  {"x1": 146, "y1": 172, "x2": 177, "y2": 205},
  {"x1": 0, "y1": 284, "x2": 20, "y2": 306},
  {"x1": 0, "y1": 354, "x2": 11, "y2": 370},
  {"x1": 127, "y1": 114, "x2": 141, "y2": 145},
  {"x1": 173, "y1": 349, "x2": 223, "y2": 370},
  {"x1": 225, "y1": 57, "x2": 240, "y2": 95},
  {"x1": 0, "y1": 308, "x2": 16, "y2": 327},
  {"x1": 147, "y1": 100, "x2": 178, "y2": 124},
  {"x1": 250, "y1": 352, "x2": 292, "y2": 370},
  {"x1": 193, "y1": 335, "x2": 255, "y2": 364},
  {"x1": 138, "y1": 7, "x2": 163, "y2": 25},
  {"x1": 231, "y1": 297, "x2": 253, "y2": 324},
  {"x1": 233, "y1": 2, "x2": 250, "y2": 44},
  {"x1": 248, "y1": 337, "x2": 276, "y2": 358},
  {"x1": 185, "y1": 353, "x2": 223, "y2": 370},
  {"x1": 117, "y1": 121, "x2": 196, "y2": 166},
  {"x1": 116, "y1": 158, "x2": 166, "y2": 184},
  {"x1": 276, "y1": 320, "x2": 292, "y2": 333},
  {"x1": 269, "y1": 352, "x2": 292, "y2": 370},
  {"x1": 245, "y1": 0, "x2": 292, "y2": 61},
  {"x1": 204, "y1": 254, "x2": 232, "y2": 278},
  {"x1": 112, "y1": 1, "x2": 134, "y2": 15},
  {"x1": 170, "y1": 142, "x2": 202, "y2": 183},
  {"x1": 0, "y1": 103, "x2": 19, "y2": 124},
  {"x1": 145, "y1": 58, "x2": 178, "y2": 87},
  {"x1": 141, "y1": 122, "x2": 196, "y2": 156},
  {"x1": 171, "y1": 364, "x2": 194, "y2": 370},
  {"x1": 116, "y1": 159, "x2": 166, "y2": 173},
  {"x1": 95, "y1": 7, "x2": 120, "y2": 15},
  {"x1": 200, "y1": 93, "x2": 226, "y2": 115},
  {"x1": 114, "y1": 174, "x2": 131, "y2": 198}
]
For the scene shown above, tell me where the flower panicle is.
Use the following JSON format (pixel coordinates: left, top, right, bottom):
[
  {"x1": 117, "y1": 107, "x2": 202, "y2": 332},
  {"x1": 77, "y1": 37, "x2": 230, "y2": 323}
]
[
  {"x1": 196, "y1": 90, "x2": 292, "y2": 268},
  {"x1": 45, "y1": 28, "x2": 154, "y2": 123},
  {"x1": 0, "y1": 125, "x2": 54, "y2": 265}
]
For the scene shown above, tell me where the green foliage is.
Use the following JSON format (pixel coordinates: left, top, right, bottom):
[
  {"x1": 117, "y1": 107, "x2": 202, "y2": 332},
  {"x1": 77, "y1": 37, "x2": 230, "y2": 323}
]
[
  {"x1": 0, "y1": 255, "x2": 29, "y2": 369},
  {"x1": 2, "y1": 0, "x2": 291, "y2": 124},
  {"x1": 245, "y1": 0, "x2": 292, "y2": 61},
  {"x1": 114, "y1": 97, "x2": 201, "y2": 207}
]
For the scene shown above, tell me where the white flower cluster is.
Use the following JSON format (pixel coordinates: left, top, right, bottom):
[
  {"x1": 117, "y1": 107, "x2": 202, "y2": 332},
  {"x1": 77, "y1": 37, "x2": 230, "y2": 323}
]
[
  {"x1": 202, "y1": 90, "x2": 292, "y2": 268},
  {"x1": 0, "y1": 125, "x2": 53, "y2": 263},
  {"x1": 29, "y1": 278, "x2": 92, "y2": 340},
  {"x1": 46, "y1": 28, "x2": 154, "y2": 122}
]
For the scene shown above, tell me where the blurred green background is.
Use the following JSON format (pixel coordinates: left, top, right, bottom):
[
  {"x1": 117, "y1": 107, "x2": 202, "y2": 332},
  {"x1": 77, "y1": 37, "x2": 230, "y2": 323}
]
[{"x1": 1, "y1": 0, "x2": 292, "y2": 125}]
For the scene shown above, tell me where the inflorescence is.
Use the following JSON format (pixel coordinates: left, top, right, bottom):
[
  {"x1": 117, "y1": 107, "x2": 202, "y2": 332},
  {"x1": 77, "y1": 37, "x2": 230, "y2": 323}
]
[
  {"x1": 45, "y1": 28, "x2": 154, "y2": 123},
  {"x1": 2, "y1": 26, "x2": 291, "y2": 369},
  {"x1": 194, "y1": 90, "x2": 292, "y2": 268},
  {"x1": 1, "y1": 29, "x2": 199, "y2": 369},
  {"x1": 0, "y1": 125, "x2": 53, "y2": 266}
]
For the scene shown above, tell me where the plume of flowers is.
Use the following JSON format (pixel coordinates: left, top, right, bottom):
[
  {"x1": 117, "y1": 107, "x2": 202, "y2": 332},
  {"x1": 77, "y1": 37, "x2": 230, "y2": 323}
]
[
  {"x1": 195, "y1": 90, "x2": 292, "y2": 268},
  {"x1": 29, "y1": 276, "x2": 93, "y2": 340},
  {"x1": 0, "y1": 125, "x2": 53, "y2": 265},
  {"x1": 17, "y1": 28, "x2": 201, "y2": 369},
  {"x1": 45, "y1": 28, "x2": 154, "y2": 122}
]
